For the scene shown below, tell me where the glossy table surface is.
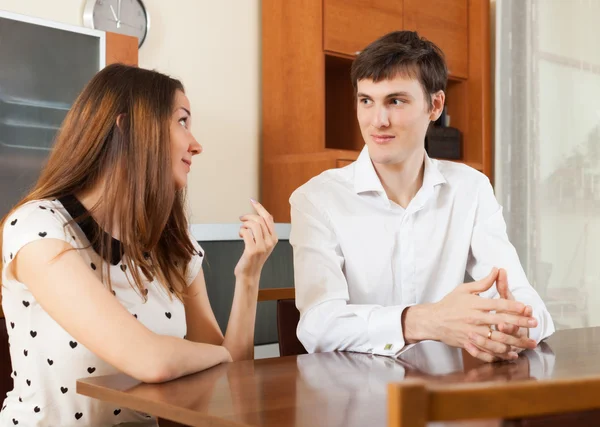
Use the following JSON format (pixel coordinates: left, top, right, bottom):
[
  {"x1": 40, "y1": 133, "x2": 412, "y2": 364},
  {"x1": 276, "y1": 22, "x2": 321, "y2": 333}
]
[{"x1": 77, "y1": 327, "x2": 600, "y2": 427}]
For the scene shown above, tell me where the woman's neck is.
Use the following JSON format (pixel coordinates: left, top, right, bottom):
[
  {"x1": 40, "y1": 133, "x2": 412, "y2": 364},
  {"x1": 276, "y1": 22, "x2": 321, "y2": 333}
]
[{"x1": 75, "y1": 182, "x2": 121, "y2": 239}]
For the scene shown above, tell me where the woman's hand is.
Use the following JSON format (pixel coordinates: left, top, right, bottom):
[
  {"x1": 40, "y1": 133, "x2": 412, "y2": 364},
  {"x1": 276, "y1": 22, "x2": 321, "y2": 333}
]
[{"x1": 234, "y1": 199, "x2": 278, "y2": 280}]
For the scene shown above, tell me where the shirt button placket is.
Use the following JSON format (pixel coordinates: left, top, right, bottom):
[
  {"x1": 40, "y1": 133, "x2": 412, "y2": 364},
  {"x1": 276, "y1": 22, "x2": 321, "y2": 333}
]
[{"x1": 400, "y1": 214, "x2": 416, "y2": 304}]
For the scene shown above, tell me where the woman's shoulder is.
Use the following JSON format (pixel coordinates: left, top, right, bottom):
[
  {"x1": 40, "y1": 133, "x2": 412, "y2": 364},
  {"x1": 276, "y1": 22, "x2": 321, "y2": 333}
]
[
  {"x1": 2, "y1": 199, "x2": 72, "y2": 259},
  {"x1": 5, "y1": 198, "x2": 64, "y2": 220}
]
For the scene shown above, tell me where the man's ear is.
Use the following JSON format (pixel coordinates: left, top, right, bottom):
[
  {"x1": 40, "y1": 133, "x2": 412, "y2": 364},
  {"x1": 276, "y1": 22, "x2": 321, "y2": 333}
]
[{"x1": 429, "y1": 90, "x2": 446, "y2": 121}]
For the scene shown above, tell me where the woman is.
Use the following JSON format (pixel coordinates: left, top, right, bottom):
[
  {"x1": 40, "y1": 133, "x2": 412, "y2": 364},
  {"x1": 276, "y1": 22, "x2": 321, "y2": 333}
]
[{"x1": 0, "y1": 64, "x2": 277, "y2": 426}]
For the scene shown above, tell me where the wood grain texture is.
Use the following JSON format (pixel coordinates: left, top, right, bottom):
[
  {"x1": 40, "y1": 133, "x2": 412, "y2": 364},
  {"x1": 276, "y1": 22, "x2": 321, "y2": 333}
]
[
  {"x1": 404, "y1": 0, "x2": 469, "y2": 79},
  {"x1": 257, "y1": 287, "x2": 295, "y2": 302},
  {"x1": 426, "y1": 376, "x2": 600, "y2": 421},
  {"x1": 261, "y1": 0, "x2": 324, "y2": 157},
  {"x1": 77, "y1": 327, "x2": 600, "y2": 427},
  {"x1": 325, "y1": 55, "x2": 364, "y2": 151},
  {"x1": 466, "y1": 0, "x2": 493, "y2": 181},
  {"x1": 324, "y1": 0, "x2": 403, "y2": 56},
  {"x1": 387, "y1": 381, "x2": 427, "y2": 427},
  {"x1": 262, "y1": 153, "x2": 335, "y2": 222},
  {"x1": 261, "y1": 0, "x2": 492, "y2": 221},
  {"x1": 105, "y1": 32, "x2": 138, "y2": 66}
]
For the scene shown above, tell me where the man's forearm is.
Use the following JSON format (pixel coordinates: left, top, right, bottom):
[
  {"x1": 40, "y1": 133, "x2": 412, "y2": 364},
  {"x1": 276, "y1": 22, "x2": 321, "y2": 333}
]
[{"x1": 401, "y1": 303, "x2": 438, "y2": 344}]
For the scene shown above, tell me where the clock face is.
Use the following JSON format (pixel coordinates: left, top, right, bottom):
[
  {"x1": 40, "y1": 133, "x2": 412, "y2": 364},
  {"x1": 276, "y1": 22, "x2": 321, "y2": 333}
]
[{"x1": 86, "y1": 0, "x2": 149, "y2": 47}]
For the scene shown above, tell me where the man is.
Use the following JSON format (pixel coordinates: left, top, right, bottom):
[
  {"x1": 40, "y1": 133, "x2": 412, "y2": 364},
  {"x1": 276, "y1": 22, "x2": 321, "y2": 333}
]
[{"x1": 289, "y1": 31, "x2": 554, "y2": 362}]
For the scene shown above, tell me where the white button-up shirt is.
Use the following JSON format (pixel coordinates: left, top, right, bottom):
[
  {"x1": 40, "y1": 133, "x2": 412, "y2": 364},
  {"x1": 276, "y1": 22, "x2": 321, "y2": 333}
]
[{"x1": 290, "y1": 147, "x2": 555, "y2": 356}]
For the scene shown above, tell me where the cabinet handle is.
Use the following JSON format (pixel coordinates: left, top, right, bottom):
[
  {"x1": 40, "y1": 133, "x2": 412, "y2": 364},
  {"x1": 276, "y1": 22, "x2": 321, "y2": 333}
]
[{"x1": 355, "y1": 51, "x2": 361, "y2": 55}]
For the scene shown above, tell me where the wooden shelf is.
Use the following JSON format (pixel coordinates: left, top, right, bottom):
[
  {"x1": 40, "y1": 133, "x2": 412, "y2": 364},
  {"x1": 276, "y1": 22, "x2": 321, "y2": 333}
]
[{"x1": 261, "y1": 0, "x2": 491, "y2": 222}]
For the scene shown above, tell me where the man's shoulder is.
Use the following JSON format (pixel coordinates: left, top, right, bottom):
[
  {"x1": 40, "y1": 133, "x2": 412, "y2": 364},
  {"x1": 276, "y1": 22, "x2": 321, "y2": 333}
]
[
  {"x1": 290, "y1": 164, "x2": 354, "y2": 205},
  {"x1": 434, "y1": 159, "x2": 490, "y2": 189}
]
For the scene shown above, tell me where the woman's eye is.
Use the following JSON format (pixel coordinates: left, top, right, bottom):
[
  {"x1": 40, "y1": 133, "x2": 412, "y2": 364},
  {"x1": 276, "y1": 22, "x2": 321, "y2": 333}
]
[{"x1": 179, "y1": 118, "x2": 188, "y2": 128}]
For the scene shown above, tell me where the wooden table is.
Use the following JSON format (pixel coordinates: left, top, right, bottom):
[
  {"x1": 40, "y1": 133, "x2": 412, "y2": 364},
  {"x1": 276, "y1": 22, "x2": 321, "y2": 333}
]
[{"x1": 76, "y1": 327, "x2": 600, "y2": 427}]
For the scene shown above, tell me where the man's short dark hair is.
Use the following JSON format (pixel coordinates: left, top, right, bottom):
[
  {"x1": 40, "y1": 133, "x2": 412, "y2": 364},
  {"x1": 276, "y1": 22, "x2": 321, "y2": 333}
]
[{"x1": 350, "y1": 31, "x2": 448, "y2": 110}]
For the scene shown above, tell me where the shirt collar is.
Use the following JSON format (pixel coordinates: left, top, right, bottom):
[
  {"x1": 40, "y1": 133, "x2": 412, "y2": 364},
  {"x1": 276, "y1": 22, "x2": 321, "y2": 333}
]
[
  {"x1": 353, "y1": 145, "x2": 447, "y2": 209},
  {"x1": 59, "y1": 194, "x2": 123, "y2": 265},
  {"x1": 353, "y1": 146, "x2": 387, "y2": 194}
]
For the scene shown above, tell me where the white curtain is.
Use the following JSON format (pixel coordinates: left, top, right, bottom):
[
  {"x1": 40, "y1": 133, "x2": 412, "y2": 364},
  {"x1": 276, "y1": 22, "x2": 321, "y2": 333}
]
[{"x1": 495, "y1": 0, "x2": 600, "y2": 330}]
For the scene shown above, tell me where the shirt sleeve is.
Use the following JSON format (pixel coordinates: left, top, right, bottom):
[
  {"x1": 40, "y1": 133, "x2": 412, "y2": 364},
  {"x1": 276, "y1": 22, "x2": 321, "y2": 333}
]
[
  {"x1": 185, "y1": 230, "x2": 205, "y2": 286},
  {"x1": 466, "y1": 178, "x2": 555, "y2": 343},
  {"x1": 290, "y1": 191, "x2": 409, "y2": 356},
  {"x1": 2, "y1": 202, "x2": 72, "y2": 271}
]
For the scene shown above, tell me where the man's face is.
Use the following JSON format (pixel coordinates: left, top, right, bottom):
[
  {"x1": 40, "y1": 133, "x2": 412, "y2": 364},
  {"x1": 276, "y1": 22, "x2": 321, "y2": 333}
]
[{"x1": 356, "y1": 74, "x2": 444, "y2": 166}]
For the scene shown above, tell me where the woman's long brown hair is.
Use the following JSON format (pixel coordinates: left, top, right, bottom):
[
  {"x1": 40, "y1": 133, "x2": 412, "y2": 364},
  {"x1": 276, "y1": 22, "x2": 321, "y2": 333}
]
[{"x1": 0, "y1": 63, "x2": 197, "y2": 302}]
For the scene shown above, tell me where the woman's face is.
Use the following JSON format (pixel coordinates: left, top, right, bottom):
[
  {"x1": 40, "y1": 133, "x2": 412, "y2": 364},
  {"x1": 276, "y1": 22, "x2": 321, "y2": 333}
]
[{"x1": 170, "y1": 90, "x2": 202, "y2": 190}]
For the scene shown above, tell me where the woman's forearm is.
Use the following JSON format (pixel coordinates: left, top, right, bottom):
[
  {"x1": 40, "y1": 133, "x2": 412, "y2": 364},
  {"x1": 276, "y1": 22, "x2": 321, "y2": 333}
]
[
  {"x1": 222, "y1": 274, "x2": 260, "y2": 361},
  {"x1": 137, "y1": 334, "x2": 231, "y2": 383}
]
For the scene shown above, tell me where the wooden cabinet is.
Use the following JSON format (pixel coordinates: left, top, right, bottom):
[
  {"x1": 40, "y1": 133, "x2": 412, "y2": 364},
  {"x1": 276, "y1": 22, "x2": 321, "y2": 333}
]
[
  {"x1": 404, "y1": 0, "x2": 469, "y2": 78},
  {"x1": 262, "y1": 0, "x2": 491, "y2": 222},
  {"x1": 324, "y1": 0, "x2": 403, "y2": 56},
  {"x1": 106, "y1": 32, "x2": 139, "y2": 66}
]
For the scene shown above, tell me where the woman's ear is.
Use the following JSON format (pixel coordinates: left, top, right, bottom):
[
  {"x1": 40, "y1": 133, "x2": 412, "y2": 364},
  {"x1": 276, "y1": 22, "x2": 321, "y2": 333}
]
[{"x1": 115, "y1": 113, "x2": 127, "y2": 131}]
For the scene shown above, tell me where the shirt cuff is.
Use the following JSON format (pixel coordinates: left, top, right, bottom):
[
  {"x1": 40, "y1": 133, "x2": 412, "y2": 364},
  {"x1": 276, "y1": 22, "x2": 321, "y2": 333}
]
[
  {"x1": 368, "y1": 305, "x2": 410, "y2": 356},
  {"x1": 528, "y1": 305, "x2": 555, "y2": 344}
]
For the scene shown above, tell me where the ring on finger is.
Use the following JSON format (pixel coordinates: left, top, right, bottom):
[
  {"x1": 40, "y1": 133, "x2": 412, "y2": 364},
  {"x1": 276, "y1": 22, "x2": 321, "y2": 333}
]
[{"x1": 487, "y1": 326, "x2": 493, "y2": 339}]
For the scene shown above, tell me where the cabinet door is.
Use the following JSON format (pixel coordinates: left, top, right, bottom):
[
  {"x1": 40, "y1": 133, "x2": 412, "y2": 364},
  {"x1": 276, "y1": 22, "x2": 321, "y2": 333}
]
[
  {"x1": 324, "y1": 0, "x2": 403, "y2": 56},
  {"x1": 106, "y1": 32, "x2": 138, "y2": 66},
  {"x1": 404, "y1": 0, "x2": 468, "y2": 78}
]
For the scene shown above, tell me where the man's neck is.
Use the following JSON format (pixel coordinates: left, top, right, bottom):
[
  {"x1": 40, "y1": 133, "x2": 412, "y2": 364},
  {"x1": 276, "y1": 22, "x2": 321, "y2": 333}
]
[{"x1": 372, "y1": 149, "x2": 425, "y2": 209}]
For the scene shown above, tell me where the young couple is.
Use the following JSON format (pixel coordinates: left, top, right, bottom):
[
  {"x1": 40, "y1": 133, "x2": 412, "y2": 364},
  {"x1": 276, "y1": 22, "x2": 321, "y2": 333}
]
[{"x1": 0, "y1": 30, "x2": 552, "y2": 427}]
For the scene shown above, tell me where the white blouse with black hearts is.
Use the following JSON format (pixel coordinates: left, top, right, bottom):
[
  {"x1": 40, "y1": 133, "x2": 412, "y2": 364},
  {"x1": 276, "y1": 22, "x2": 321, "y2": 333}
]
[{"x1": 0, "y1": 197, "x2": 204, "y2": 427}]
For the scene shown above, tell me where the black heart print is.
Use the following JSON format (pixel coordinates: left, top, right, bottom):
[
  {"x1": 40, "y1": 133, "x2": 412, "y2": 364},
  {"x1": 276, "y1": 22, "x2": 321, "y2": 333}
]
[
  {"x1": 133, "y1": 314, "x2": 138, "y2": 319},
  {"x1": 50, "y1": 209, "x2": 55, "y2": 214},
  {"x1": 13, "y1": 371, "x2": 16, "y2": 377},
  {"x1": 23, "y1": 350, "x2": 27, "y2": 357},
  {"x1": 10, "y1": 219, "x2": 17, "y2": 226},
  {"x1": 120, "y1": 264, "x2": 127, "y2": 272},
  {"x1": 111, "y1": 290, "x2": 116, "y2": 296},
  {"x1": 30, "y1": 331, "x2": 37, "y2": 338},
  {"x1": 26, "y1": 380, "x2": 31, "y2": 386},
  {"x1": 47, "y1": 359, "x2": 53, "y2": 366},
  {"x1": 60, "y1": 387, "x2": 68, "y2": 394},
  {"x1": 90, "y1": 263, "x2": 96, "y2": 270},
  {"x1": 114, "y1": 409, "x2": 121, "y2": 416},
  {"x1": 38, "y1": 232, "x2": 47, "y2": 238},
  {"x1": 143, "y1": 288, "x2": 148, "y2": 296},
  {"x1": 12, "y1": 419, "x2": 17, "y2": 425},
  {"x1": 165, "y1": 312, "x2": 172, "y2": 319},
  {"x1": 69, "y1": 341, "x2": 78, "y2": 349},
  {"x1": 75, "y1": 412, "x2": 83, "y2": 420},
  {"x1": 39, "y1": 206, "x2": 47, "y2": 210},
  {"x1": 22, "y1": 301, "x2": 29, "y2": 308},
  {"x1": 10, "y1": 322, "x2": 14, "y2": 329},
  {"x1": 34, "y1": 406, "x2": 40, "y2": 413},
  {"x1": 87, "y1": 367, "x2": 96, "y2": 374},
  {"x1": 10, "y1": 253, "x2": 13, "y2": 260},
  {"x1": 18, "y1": 397, "x2": 21, "y2": 402}
]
